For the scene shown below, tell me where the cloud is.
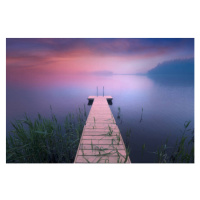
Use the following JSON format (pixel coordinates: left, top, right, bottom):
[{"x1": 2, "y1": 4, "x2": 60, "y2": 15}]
[
  {"x1": 7, "y1": 38, "x2": 194, "y2": 57},
  {"x1": 6, "y1": 38, "x2": 194, "y2": 76}
]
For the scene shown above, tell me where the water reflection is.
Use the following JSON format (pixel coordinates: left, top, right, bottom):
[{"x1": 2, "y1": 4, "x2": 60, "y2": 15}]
[
  {"x1": 6, "y1": 74, "x2": 194, "y2": 163},
  {"x1": 148, "y1": 74, "x2": 194, "y2": 87}
]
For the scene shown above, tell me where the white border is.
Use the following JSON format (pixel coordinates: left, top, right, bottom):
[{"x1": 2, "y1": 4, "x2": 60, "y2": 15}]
[{"x1": 0, "y1": 1, "x2": 199, "y2": 200}]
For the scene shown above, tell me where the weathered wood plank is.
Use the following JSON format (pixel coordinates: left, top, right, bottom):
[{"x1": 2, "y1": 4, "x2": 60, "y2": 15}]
[
  {"x1": 79, "y1": 144, "x2": 126, "y2": 150},
  {"x1": 74, "y1": 96, "x2": 131, "y2": 163},
  {"x1": 81, "y1": 135, "x2": 122, "y2": 140},
  {"x1": 77, "y1": 149, "x2": 127, "y2": 156},
  {"x1": 75, "y1": 155, "x2": 128, "y2": 163},
  {"x1": 80, "y1": 140, "x2": 123, "y2": 145},
  {"x1": 84, "y1": 124, "x2": 119, "y2": 128}
]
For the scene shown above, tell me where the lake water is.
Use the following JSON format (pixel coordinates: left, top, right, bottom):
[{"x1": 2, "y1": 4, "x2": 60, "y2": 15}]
[{"x1": 6, "y1": 74, "x2": 194, "y2": 163}]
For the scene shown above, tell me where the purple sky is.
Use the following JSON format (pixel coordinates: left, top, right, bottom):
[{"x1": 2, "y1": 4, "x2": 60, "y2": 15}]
[{"x1": 6, "y1": 38, "x2": 194, "y2": 85}]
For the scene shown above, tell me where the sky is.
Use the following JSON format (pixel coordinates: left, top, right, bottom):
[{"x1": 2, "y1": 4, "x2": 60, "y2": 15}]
[{"x1": 6, "y1": 38, "x2": 194, "y2": 85}]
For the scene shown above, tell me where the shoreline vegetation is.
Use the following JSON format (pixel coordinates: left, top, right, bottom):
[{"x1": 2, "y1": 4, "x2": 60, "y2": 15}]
[
  {"x1": 6, "y1": 106, "x2": 194, "y2": 163},
  {"x1": 6, "y1": 106, "x2": 87, "y2": 163},
  {"x1": 147, "y1": 120, "x2": 194, "y2": 163}
]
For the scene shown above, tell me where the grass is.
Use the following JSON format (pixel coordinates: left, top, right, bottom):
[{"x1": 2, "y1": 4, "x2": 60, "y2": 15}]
[
  {"x1": 116, "y1": 106, "x2": 194, "y2": 163},
  {"x1": 125, "y1": 129, "x2": 131, "y2": 148},
  {"x1": 79, "y1": 124, "x2": 131, "y2": 163},
  {"x1": 6, "y1": 105, "x2": 87, "y2": 163},
  {"x1": 6, "y1": 104, "x2": 194, "y2": 163},
  {"x1": 107, "y1": 125, "x2": 113, "y2": 136},
  {"x1": 141, "y1": 120, "x2": 194, "y2": 163},
  {"x1": 168, "y1": 121, "x2": 194, "y2": 163},
  {"x1": 139, "y1": 107, "x2": 143, "y2": 123},
  {"x1": 117, "y1": 107, "x2": 121, "y2": 119}
]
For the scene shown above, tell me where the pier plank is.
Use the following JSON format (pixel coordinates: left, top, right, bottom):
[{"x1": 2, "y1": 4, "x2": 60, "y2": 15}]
[{"x1": 74, "y1": 96, "x2": 131, "y2": 163}]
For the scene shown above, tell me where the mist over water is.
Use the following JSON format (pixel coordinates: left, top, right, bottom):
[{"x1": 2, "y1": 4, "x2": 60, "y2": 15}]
[{"x1": 6, "y1": 74, "x2": 194, "y2": 163}]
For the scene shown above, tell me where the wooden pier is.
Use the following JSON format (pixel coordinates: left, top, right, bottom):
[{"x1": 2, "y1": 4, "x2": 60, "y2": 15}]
[{"x1": 74, "y1": 96, "x2": 131, "y2": 163}]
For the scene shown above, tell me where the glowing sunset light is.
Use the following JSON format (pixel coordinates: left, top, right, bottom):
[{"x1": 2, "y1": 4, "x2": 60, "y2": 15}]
[
  {"x1": 6, "y1": 38, "x2": 195, "y2": 165},
  {"x1": 6, "y1": 38, "x2": 194, "y2": 87}
]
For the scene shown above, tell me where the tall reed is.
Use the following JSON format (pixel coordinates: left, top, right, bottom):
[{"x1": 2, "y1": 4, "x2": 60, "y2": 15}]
[
  {"x1": 143, "y1": 120, "x2": 194, "y2": 163},
  {"x1": 6, "y1": 105, "x2": 87, "y2": 163}
]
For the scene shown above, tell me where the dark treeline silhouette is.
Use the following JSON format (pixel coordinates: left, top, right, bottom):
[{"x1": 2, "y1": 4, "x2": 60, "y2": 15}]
[
  {"x1": 147, "y1": 58, "x2": 194, "y2": 75},
  {"x1": 147, "y1": 58, "x2": 194, "y2": 87}
]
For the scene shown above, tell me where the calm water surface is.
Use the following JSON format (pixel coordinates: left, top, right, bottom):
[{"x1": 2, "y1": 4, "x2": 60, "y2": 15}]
[{"x1": 6, "y1": 75, "x2": 194, "y2": 163}]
